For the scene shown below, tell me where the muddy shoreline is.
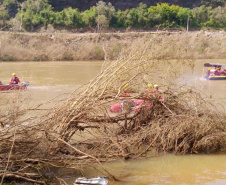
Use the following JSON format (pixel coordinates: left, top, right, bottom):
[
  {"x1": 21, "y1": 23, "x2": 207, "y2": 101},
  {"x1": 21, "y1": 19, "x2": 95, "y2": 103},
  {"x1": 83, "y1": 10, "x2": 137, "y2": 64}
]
[{"x1": 0, "y1": 30, "x2": 226, "y2": 61}]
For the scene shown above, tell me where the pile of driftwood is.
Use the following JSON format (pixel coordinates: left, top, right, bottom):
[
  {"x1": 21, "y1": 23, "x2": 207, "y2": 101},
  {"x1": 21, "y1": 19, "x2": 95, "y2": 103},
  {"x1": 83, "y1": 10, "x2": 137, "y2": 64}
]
[{"x1": 1, "y1": 41, "x2": 226, "y2": 184}]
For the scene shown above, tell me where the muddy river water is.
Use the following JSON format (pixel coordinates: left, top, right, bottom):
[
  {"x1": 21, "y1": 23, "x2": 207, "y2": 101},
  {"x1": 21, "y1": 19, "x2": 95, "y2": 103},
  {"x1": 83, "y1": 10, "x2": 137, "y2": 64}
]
[{"x1": 0, "y1": 59, "x2": 226, "y2": 185}]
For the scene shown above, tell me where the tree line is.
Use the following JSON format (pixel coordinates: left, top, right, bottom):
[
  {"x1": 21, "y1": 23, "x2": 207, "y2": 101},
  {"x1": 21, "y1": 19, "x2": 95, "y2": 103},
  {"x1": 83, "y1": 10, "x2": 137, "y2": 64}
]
[{"x1": 0, "y1": 0, "x2": 225, "y2": 31}]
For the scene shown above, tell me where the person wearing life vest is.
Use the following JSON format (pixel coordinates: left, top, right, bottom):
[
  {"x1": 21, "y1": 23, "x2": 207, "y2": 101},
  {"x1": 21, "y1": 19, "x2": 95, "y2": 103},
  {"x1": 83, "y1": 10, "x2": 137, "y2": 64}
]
[
  {"x1": 10, "y1": 73, "x2": 20, "y2": 84},
  {"x1": 206, "y1": 68, "x2": 211, "y2": 75},
  {"x1": 153, "y1": 84, "x2": 159, "y2": 93},
  {"x1": 204, "y1": 68, "x2": 211, "y2": 79},
  {"x1": 214, "y1": 68, "x2": 220, "y2": 76},
  {"x1": 145, "y1": 83, "x2": 153, "y2": 97},
  {"x1": 148, "y1": 83, "x2": 153, "y2": 92},
  {"x1": 224, "y1": 69, "x2": 226, "y2": 75},
  {"x1": 137, "y1": 83, "x2": 153, "y2": 112},
  {"x1": 153, "y1": 84, "x2": 164, "y2": 101},
  {"x1": 120, "y1": 83, "x2": 131, "y2": 100}
]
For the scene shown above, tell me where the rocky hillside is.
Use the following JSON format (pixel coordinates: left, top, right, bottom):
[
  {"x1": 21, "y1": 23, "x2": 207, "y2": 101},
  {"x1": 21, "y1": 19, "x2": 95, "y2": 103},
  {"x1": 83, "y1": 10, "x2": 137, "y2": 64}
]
[{"x1": 50, "y1": 0, "x2": 203, "y2": 11}]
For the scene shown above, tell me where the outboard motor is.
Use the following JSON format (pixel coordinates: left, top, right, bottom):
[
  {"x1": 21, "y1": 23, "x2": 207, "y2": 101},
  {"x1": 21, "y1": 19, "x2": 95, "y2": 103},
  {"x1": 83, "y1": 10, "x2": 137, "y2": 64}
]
[
  {"x1": 22, "y1": 81, "x2": 29, "y2": 89},
  {"x1": 74, "y1": 177, "x2": 109, "y2": 185}
]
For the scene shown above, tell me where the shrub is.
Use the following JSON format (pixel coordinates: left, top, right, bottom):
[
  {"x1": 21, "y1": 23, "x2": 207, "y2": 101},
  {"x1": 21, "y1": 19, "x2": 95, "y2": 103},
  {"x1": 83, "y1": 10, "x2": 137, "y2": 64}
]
[
  {"x1": 0, "y1": 54, "x2": 14, "y2": 61},
  {"x1": 202, "y1": 19, "x2": 222, "y2": 28},
  {"x1": 91, "y1": 44, "x2": 105, "y2": 60},
  {"x1": 62, "y1": 51, "x2": 74, "y2": 61}
]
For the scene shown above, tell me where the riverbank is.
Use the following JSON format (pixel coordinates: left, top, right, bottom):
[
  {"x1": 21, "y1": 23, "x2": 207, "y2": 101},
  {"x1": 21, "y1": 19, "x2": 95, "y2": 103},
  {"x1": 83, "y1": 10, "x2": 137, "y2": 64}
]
[{"x1": 0, "y1": 30, "x2": 226, "y2": 61}]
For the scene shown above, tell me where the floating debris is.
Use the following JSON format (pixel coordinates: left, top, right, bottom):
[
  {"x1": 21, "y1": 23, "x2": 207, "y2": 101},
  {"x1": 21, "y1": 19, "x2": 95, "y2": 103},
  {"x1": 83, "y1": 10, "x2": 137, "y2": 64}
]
[{"x1": 74, "y1": 177, "x2": 109, "y2": 185}]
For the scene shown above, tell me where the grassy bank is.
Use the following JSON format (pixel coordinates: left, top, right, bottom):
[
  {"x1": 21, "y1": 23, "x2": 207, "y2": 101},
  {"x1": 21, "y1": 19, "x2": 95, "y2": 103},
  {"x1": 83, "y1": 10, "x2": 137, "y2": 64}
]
[{"x1": 0, "y1": 30, "x2": 226, "y2": 62}]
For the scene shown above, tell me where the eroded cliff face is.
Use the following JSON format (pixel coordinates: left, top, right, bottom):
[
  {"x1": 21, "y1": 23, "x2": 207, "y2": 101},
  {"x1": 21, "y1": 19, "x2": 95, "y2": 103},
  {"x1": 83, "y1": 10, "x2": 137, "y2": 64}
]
[{"x1": 50, "y1": 0, "x2": 202, "y2": 11}]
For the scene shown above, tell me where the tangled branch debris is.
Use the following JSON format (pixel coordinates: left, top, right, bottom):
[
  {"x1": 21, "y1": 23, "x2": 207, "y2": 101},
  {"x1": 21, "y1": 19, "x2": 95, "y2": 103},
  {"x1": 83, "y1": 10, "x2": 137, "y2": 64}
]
[{"x1": 1, "y1": 38, "x2": 226, "y2": 184}]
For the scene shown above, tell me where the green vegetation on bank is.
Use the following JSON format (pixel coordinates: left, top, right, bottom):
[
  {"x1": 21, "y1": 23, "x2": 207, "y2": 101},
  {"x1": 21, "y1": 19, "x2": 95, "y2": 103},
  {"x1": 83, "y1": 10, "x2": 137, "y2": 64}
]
[{"x1": 0, "y1": 0, "x2": 225, "y2": 31}]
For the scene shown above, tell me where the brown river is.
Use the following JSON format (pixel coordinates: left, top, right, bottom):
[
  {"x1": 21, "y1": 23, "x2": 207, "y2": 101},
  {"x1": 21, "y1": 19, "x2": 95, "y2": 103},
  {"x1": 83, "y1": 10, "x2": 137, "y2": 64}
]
[{"x1": 0, "y1": 59, "x2": 226, "y2": 185}]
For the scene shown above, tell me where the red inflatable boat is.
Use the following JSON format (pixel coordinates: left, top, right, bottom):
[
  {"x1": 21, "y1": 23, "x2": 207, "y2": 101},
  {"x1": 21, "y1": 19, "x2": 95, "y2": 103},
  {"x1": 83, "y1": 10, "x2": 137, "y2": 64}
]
[{"x1": 0, "y1": 81, "x2": 29, "y2": 91}]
